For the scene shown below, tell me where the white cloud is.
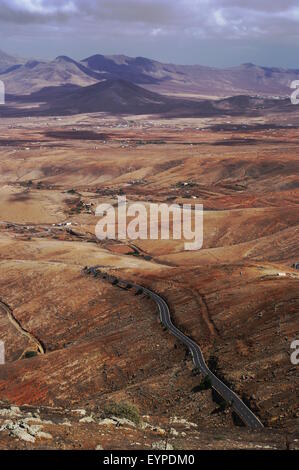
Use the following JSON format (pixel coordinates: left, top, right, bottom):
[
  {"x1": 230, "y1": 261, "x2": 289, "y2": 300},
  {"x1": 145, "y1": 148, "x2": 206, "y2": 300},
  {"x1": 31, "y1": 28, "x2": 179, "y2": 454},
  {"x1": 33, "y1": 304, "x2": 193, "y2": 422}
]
[
  {"x1": 0, "y1": 0, "x2": 77, "y2": 23},
  {"x1": 150, "y1": 28, "x2": 163, "y2": 37},
  {"x1": 6, "y1": 0, "x2": 76, "y2": 15},
  {"x1": 213, "y1": 10, "x2": 227, "y2": 27}
]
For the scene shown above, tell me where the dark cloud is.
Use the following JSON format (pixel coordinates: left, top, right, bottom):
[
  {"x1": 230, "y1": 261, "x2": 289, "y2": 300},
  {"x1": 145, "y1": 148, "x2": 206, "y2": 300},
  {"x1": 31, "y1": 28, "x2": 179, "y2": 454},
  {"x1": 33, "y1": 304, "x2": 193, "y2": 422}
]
[
  {"x1": 0, "y1": 0, "x2": 77, "y2": 23},
  {"x1": 2, "y1": 0, "x2": 299, "y2": 33},
  {"x1": 0, "y1": 1, "x2": 298, "y2": 66},
  {"x1": 215, "y1": 0, "x2": 295, "y2": 12}
]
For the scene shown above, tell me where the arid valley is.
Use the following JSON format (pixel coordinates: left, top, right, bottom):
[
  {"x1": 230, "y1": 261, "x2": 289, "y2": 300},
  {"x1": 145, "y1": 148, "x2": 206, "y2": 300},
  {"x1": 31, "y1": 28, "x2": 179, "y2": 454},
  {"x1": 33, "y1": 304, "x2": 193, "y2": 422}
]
[{"x1": 0, "y1": 101, "x2": 298, "y2": 449}]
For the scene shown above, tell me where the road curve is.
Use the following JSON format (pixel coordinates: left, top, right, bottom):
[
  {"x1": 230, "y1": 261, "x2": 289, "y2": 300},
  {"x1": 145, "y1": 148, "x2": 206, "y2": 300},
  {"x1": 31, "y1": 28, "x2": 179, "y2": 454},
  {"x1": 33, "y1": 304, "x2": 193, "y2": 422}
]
[
  {"x1": 84, "y1": 267, "x2": 264, "y2": 430},
  {"x1": 138, "y1": 285, "x2": 264, "y2": 430}
]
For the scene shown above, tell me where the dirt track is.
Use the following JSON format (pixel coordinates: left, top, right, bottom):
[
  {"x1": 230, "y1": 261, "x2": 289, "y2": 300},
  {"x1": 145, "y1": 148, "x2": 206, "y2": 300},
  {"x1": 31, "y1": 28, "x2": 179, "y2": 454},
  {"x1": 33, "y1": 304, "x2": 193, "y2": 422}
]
[{"x1": 0, "y1": 299, "x2": 45, "y2": 357}]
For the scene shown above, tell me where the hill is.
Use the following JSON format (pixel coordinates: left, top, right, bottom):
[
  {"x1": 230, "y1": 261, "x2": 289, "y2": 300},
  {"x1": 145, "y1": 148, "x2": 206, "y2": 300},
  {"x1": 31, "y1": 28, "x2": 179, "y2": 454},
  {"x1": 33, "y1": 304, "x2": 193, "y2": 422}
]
[
  {"x1": 51, "y1": 78, "x2": 175, "y2": 114},
  {"x1": 0, "y1": 49, "x2": 25, "y2": 74},
  {"x1": 83, "y1": 54, "x2": 299, "y2": 97},
  {"x1": 3, "y1": 79, "x2": 200, "y2": 116},
  {"x1": 2, "y1": 79, "x2": 295, "y2": 118},
  {"x1": 0, "y1": 56, "x2": 100, "y2": 95}
]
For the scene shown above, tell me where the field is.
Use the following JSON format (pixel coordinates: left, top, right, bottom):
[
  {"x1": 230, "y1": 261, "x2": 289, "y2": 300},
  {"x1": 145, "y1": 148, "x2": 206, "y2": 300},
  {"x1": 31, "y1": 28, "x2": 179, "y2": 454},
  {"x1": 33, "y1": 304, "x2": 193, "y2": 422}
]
[{"x1": 0, "y1": 111, "x2": 298, "y2": 449}]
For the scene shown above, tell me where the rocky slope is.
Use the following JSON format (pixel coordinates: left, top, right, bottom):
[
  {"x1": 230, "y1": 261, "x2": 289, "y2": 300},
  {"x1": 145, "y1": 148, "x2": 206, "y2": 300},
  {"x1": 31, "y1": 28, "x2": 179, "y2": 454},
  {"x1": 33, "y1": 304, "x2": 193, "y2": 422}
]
[{"x1": 1, "y1": 402, "x2": 296, "y2": 450}]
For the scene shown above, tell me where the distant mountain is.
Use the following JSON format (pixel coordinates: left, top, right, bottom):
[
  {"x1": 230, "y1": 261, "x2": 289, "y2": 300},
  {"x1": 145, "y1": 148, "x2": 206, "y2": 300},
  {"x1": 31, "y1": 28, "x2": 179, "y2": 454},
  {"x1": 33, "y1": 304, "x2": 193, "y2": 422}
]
[
  {"x1": 81, "y1": 54, "x2": 162, "y2": 84},
  {"x1": 0, "y1": 49, "x2": 25, "y2": 74},
  {"x1": 0, "y1": 56, "x2": 101, "y2": 94},
  {"x1": 82, "y1": 54, "x2": 299, "y2": 97},
  {"x1": 1, "y1": 48, "x2": 299, "y2": 98}
]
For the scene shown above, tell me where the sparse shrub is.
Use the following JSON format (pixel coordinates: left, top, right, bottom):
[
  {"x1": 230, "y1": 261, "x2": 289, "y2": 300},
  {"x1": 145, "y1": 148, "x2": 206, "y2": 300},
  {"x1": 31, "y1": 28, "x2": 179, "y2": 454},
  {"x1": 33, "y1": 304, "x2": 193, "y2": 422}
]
[
  {"x1": 219, "y1": 400, "x2": 229, "y2": 412},
  {"x1": 208, "y1": 355, "x2": 219, "y2": 373},
  {"x1": 102, "y1": 401, "x2": 140, "y2": 425},
  {"x1": 198, "y1": 375, "x2": 212, "y2": 390},
  {"x1": 24, "y1": 351, "x2": 38, "y2": 359}
]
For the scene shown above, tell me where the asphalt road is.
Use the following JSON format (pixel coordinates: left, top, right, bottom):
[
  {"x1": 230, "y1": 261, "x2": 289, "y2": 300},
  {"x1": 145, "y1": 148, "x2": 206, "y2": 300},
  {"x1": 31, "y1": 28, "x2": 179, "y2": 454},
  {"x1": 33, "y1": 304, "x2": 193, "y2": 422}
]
[
  {"x1": 84, "y1": 267, "x2": 264, "y2": 430},
  {"x1": 138, "y1": 285, "x2": 264, "y2": 430}
]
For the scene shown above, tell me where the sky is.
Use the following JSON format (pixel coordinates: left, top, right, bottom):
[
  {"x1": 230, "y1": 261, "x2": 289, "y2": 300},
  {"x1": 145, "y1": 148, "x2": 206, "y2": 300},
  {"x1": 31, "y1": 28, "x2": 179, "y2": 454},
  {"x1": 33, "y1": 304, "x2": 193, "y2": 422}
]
[{"x1": 0, "y1": 0, "x2": 299, "y2": 67}]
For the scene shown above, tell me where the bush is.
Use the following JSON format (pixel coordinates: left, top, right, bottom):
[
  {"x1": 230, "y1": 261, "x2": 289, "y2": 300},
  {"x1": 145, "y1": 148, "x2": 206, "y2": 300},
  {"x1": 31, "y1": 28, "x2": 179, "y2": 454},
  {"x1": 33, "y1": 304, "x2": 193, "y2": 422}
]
[
  {"x1": 24, "y1": 351, "x2": 38, "y2": 359},
  {"x1": 102, "y1": 401, "x2": 140, "y2": 425},
  {"x1": 198, "y1": 375, "x2": 212, "y2": 391}
]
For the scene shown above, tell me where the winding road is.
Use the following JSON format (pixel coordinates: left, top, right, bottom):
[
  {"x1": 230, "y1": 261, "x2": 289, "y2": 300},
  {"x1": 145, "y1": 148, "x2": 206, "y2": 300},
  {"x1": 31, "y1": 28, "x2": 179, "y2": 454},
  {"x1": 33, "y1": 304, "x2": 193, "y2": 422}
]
[
  {"x1": 84, "y1": 267, "x2": 264, "y2": 430},
  {"x1": 138, "y1": 285, "x2": 264, "y2": 430}
]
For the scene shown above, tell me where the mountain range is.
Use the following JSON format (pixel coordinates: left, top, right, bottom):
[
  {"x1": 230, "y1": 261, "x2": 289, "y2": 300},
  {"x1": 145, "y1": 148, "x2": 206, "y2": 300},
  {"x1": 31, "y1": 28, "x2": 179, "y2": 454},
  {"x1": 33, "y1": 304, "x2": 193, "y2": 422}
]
[{"x1": 1, "y1": 49, "x2": 299, "y2": 98}]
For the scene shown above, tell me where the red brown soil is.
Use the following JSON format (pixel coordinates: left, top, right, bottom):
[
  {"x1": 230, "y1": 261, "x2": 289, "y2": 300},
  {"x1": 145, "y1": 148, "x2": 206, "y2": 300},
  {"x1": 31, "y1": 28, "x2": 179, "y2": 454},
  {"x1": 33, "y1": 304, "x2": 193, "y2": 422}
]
[{"x1": 0, "y1": 114, "x2": 298, "y2": 449}]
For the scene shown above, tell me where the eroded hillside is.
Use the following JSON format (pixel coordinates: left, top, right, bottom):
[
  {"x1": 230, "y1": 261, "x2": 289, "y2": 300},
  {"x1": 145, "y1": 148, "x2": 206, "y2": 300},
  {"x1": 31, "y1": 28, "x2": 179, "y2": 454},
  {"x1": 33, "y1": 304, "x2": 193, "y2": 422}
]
[{"x1": 0, "y1": 113, "x2": 298, "y2": 449}]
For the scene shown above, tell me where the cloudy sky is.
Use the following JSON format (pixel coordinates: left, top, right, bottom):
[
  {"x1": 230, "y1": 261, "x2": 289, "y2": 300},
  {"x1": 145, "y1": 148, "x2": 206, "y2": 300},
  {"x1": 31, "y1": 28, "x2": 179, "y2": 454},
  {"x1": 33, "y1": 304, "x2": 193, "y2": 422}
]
[{"x1": 1, "y1": 0, "x2": 299, "y2": 67}]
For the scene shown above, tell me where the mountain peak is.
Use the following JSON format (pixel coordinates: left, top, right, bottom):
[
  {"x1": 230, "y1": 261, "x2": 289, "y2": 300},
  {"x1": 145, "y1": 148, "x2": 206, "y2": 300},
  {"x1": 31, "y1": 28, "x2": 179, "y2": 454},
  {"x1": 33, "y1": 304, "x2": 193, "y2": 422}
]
[
  {"x1": 54, "y1": 55, "x2": 76, "y2": 64},
  {"x1": 241, "y1": 62, "x2": 257, "y2": 68},
  {"x1": 0, "y1": 48, "x2": 26, "y2": 73},
  {"x1": 0, "y1": 49, "x2": 16, "y2": 60}
]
